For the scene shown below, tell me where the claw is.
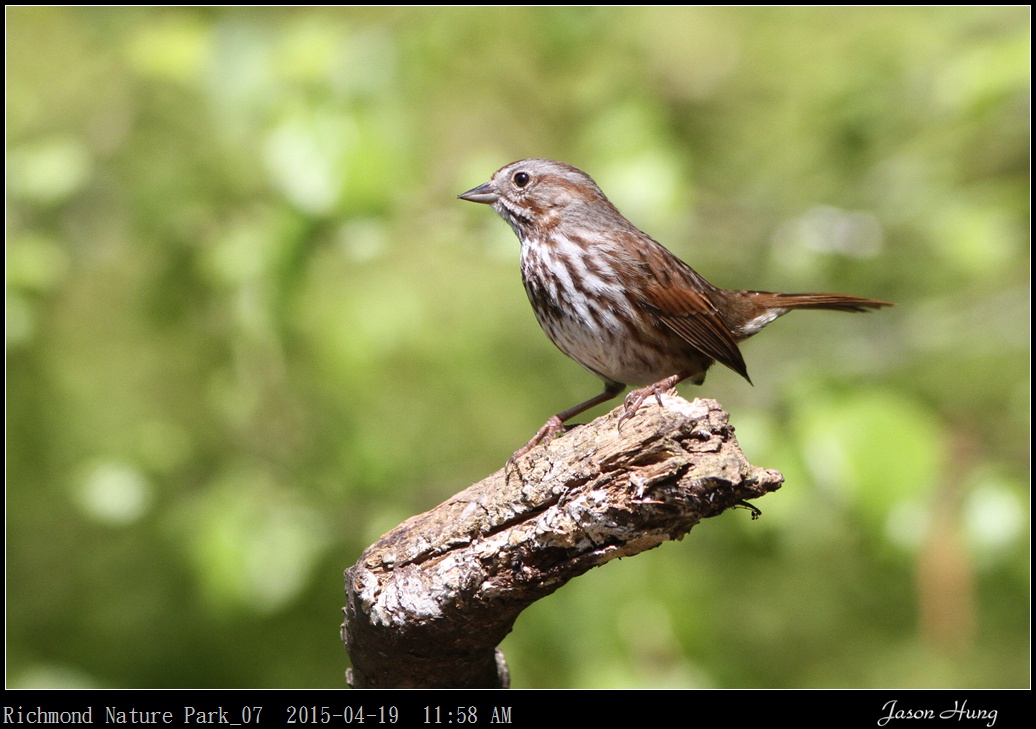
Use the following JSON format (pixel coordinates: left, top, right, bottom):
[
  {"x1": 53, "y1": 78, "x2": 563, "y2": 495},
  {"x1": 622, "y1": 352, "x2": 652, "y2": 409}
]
[
  {"x1": 507, "y1": 382, "x2": 625, "y2": 465},
  {"x1": 508, "y1": 415, "x2": 565, "y2": 466},
  {"x1": 618, "y1": 378, "x2": 679, "y2": 428}
]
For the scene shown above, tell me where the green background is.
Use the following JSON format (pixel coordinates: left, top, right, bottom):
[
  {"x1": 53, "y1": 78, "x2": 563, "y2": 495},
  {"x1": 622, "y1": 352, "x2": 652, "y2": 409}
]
[{"x1": 6, "y1": 7, "x2": 1029, "y2": 688}]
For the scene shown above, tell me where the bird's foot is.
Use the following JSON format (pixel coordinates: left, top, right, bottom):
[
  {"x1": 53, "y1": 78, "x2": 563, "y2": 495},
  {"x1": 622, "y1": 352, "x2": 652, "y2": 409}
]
[
  {"x1": 618, "y1": 377, "x2": 680, "y2": 428},
  {"x1": 507, "y1": 415, "x2": 566, "y2": 468}
]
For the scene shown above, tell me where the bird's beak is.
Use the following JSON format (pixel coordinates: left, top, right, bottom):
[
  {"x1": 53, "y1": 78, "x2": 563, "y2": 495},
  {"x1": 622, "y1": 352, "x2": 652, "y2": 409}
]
[{"x1": 457, "y1": 182, "x2": 498, "y2": 204}]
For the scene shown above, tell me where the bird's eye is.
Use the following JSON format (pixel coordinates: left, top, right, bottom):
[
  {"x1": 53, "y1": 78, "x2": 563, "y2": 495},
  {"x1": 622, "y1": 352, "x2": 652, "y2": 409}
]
[{"x1": 513, "y1": 171, "x2": 531, "y2": 188}]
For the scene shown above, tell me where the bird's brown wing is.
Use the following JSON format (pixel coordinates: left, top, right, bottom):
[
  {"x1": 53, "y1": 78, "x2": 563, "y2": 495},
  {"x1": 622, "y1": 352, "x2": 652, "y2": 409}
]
[{"x1": 638, "y1": 248, "x2": 751, "y2": 382}]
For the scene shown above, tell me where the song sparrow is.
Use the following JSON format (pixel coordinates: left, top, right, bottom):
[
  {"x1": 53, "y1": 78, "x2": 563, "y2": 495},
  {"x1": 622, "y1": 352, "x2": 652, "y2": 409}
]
[{"x1": 459, "y1": 159, "x2": 893, "y2": 459}]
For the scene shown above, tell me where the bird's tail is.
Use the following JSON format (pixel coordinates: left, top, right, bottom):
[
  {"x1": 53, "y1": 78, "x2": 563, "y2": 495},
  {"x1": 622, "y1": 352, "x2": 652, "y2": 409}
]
[
  {"x1": 748, "y1": 291, "x2": 894, "y2": 313},
  {"x1": 717, "y1": 290, "x2": 894, "y2": 339}
]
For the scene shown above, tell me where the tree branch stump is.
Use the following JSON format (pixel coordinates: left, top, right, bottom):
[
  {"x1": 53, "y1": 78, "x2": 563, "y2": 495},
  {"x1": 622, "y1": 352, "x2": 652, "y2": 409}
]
[{"x1": 341, "y1": 395, "x2": 783, "y2": 688}]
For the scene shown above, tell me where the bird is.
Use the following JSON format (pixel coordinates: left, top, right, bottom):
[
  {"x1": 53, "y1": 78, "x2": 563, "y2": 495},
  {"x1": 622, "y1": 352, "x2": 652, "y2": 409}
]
[{"x1": 458, "y1": 158, "x2": 893, "y2": 460}]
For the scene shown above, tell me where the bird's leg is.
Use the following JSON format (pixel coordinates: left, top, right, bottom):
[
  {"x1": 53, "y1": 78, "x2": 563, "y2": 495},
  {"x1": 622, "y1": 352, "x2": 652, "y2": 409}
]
[
  {"x1": 618, "y1": 371, "x2": 694, "y2": 428},
  {"x1": 510, "y1": 381, "x2": 625, "y2": 462}
]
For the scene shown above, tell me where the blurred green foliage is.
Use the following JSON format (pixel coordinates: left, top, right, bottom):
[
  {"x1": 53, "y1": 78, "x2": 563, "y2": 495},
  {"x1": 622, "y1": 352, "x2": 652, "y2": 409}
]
[{"x1": 6, "y1": 7, "x2": 1029, "y2": 688}]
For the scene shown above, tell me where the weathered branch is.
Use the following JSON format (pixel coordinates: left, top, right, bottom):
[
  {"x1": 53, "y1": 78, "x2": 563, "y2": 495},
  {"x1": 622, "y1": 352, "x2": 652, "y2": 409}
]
[{"x1": 341, "y1": 395, "x2": 783, "y2": 688}]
